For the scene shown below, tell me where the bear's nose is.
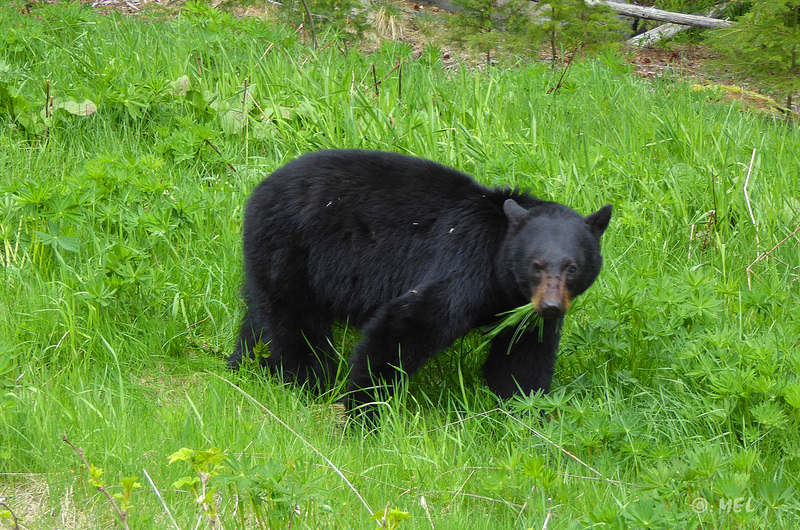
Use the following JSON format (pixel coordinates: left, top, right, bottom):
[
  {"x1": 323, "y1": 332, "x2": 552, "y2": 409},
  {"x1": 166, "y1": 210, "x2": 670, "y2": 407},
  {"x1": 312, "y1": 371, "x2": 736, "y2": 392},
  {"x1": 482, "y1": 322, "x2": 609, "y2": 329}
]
[{"x1": 536, "y1": 301, "x2": 565, "y2": 320}]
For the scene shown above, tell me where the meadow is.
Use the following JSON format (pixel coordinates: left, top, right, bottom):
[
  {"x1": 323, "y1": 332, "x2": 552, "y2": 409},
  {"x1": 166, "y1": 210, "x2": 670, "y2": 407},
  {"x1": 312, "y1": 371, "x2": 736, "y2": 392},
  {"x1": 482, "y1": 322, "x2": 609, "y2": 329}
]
[{"x1": 1, "y1": 1, "x2": 799, "y2": 528}]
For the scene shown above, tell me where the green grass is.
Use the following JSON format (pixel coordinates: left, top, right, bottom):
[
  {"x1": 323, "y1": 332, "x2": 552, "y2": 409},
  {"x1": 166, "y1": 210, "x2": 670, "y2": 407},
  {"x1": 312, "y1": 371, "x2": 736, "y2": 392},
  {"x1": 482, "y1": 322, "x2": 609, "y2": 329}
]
[{"x1": 1, "y1": 1, "x2": 799, "y2": 528}]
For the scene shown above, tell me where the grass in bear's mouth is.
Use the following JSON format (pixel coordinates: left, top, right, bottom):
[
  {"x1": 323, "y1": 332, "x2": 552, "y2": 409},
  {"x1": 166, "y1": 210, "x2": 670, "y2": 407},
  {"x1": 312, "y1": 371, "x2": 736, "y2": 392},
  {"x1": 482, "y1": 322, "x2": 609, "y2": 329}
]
[
  {"x1": 481, "y1": 303, "x2": 544, "y2": 346},
  {"x1": 1, "y1": 2, "x2": 799, "y2": 529}
]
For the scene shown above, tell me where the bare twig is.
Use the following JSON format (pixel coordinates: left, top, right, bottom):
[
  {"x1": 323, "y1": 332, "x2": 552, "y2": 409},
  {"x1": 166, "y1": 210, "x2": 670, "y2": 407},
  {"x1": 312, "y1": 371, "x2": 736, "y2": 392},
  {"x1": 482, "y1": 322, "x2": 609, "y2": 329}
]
[
  {"x1": 380, "y1": 500, "x2": 390, "y2": 528},
  {"x1": 393, "y1": 408, "x2": 608, "y2": 479},
  {"x1": 447, "y1": 469, "x2": 475, "y2": 513},
  {"x1": 186, "y1": 315, "x2": 211, "y2": 330},
  {"x1": 44, "y1": 80, "x2": 52, "y2": 140},
  {"x1": 420, "y1": 495, "x2": 434, "y2": 529},
  {"x1": 142, "y1": 468, "x2": 181, "y2": 530},
  {"x1": 397, "y1": 61, "x2": 402, "y2": 102},
  {"x1": 203, "y1": 139, "x2": 239, "y2": 175},
  {"x1": 746, "y1": 223, "x2": 800, "y2": 287},
  {"x1": 688, "y1": 210, "x2": 716, "y2": 260},
  {"x1": 742, "y1": 148, "x2": 758, "y2": 288},
  {"x1": 426, "y1": 489, "x2": 524, "y2": 508},
  {"x1": 0, "y1": 499, "x2": 19, "y2": 530},
  {"x1": 208, "y1": 372, "x2": 374, "y2": 515},
  {"x1": 743, "y1": 149, "x2": 759, "y2": 238},
  {"x1": 548, "y1": 43, "x2": 582, "y2": 95},
  {"x1": 369, "y1": 61, "x2": 404, "y2": 97},
  {"x1": 542, "y1": 497, "x2": 553, "y2": 530},
  {"x1": 195, "y1": 471, "x2": 219, "y2": 528},
  {"x1": 497, "y1": 409, "x2": 603, "y2": 477},
  {"x1": 298, "y1": 0, "x2": 316, "y2": 49},
  {"x1": 62, "y1": 434, "x2": 131, "y2": 530},
  {"x1": 257, "y1": 41, "x2": 275, "y2": 62}
]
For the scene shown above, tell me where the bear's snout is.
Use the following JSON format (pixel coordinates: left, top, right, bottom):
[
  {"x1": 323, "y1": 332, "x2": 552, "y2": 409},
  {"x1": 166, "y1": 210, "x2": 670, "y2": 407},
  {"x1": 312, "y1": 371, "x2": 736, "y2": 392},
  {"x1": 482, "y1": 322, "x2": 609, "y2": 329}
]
[{"x1": 531, "y1": 275, "x2": 571, "y2": 319}]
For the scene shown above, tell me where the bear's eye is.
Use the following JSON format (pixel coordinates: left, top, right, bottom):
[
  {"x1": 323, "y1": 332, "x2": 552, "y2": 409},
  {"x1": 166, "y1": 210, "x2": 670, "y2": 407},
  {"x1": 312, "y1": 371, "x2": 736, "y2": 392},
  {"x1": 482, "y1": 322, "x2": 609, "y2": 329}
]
[
  {"x1": 567, "y1": 265, "x2": 578, "y2": 275},
  {"x1": 531, "y1": 262, "x2": 543, "y2": 273}
]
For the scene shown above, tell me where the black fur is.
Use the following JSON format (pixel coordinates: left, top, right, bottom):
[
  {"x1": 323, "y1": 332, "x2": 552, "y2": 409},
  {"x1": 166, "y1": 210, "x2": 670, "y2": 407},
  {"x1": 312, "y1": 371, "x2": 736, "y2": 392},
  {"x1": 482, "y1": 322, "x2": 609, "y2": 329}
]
[{"x1": 228, "y1": 150, "x2": 612, "y2": 420}]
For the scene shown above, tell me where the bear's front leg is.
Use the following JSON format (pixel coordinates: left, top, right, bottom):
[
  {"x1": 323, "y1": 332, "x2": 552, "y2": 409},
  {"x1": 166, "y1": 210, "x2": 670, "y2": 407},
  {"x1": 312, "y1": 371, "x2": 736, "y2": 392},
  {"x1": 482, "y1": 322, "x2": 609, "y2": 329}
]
[
  {"x1": 482, "y1": 318, "x2": 562, "y2": 399},
  {"x1": 346, "y1": 284, "x2": 465, "y2": 423}
]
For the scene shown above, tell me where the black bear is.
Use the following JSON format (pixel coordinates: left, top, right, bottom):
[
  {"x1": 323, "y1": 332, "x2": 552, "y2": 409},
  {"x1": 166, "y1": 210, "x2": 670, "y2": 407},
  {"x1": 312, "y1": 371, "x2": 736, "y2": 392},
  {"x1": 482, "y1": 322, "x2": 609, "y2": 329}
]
[{"x1": 228, "y1": 150, "x2": 611, "y2": 420}]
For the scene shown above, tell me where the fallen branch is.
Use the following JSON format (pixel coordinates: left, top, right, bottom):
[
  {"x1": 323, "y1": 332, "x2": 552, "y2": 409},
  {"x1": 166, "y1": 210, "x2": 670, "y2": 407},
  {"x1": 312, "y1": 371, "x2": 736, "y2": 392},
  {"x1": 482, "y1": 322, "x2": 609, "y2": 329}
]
[
  {"x1": 627, "y1": 4, "x2": 728, "y2": 47},
  {"x1": 586, "y1": 0, "x2": 734, "y2": 29},
  {"x1": 626, "y1": 22, "x2": 688, "y2": 47}
]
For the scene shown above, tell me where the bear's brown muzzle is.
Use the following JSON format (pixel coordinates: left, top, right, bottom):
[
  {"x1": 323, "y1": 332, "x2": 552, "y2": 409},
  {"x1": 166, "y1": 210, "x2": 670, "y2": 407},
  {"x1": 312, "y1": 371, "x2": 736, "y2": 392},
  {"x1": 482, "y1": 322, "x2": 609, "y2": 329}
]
[{"x1": 531, "y1": 275, "x2": 571, "y2": 320}]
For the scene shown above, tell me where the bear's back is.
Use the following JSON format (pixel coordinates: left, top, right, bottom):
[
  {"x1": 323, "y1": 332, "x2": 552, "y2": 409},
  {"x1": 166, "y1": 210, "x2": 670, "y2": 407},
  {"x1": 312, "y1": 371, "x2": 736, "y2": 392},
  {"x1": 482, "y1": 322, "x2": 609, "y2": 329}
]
[
  {"x1": 243, "y1": 150, "x2": 536, "y2": 322},
  {"x1": 263, "y1": 149, "x2": 489, "y2": 214}
]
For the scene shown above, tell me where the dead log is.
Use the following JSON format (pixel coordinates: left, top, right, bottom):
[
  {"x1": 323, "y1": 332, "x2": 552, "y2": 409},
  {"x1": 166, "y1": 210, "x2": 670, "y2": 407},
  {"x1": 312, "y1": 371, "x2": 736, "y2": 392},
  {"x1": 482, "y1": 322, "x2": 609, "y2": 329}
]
[
  {"x1": 585, "y1": 0, "x2": 734, "y2": 29},
  {"x1": 626, "y1": 23, "x2": 688, "y2": 46},
  {"x1": 626, "y1": 5, "x2": 728, "y2": 47}
]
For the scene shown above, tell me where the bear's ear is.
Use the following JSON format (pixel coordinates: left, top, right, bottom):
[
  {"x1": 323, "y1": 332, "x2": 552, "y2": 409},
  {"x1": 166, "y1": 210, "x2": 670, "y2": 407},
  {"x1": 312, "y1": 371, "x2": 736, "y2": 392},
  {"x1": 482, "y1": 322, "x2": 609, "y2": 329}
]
[
  {"x1": 503, "y1": 199, "x2": 529, "y2": 227},
  {"x1": 585, "y1": 204, "x2": 612, "y2": 238}
]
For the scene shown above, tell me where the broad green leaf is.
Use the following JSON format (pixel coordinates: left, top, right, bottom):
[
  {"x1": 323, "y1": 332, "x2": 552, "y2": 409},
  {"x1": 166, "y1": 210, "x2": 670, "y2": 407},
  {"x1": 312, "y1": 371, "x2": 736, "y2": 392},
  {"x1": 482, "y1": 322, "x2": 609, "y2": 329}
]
[
  {"x1": 170, "y1": 75, "x2": 191, "y2": 96},
  {"x1": 168, "y1": 447, "x2": 195, "y2": 464},
  {"x1": 172, "y1": 476, "x2": 201, "y2": 490}
]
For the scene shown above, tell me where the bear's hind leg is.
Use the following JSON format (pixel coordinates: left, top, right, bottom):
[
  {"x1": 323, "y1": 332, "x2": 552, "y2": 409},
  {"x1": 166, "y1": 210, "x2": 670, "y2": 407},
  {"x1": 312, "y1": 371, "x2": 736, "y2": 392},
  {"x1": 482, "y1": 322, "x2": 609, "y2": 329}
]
[
  {"x1": 230, "y1": 293, "x2": 339, "y2": 393},
  {"x1": 264, "y1": 303, "x2": 339, "y2": 394}
]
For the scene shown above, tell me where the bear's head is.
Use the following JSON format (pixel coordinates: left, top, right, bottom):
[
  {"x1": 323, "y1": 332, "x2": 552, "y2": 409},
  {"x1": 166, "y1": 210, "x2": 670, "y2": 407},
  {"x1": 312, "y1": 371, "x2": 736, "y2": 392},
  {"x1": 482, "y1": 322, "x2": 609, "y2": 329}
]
[{"x1": 503, "y1": 199, "x2": 612, "y2": 320}]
